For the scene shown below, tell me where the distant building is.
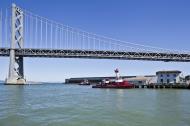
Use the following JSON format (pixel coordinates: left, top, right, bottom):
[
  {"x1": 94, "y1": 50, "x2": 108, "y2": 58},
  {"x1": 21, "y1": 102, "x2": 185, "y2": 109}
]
[
  {"x1": 185, "y1": 75, "x2": 190, "y2": 85},
  {"x1": 65, "y1": 70, "x2": 187, "y2": 85},
  {"x1": 156, "y1": 70, "x2": 184, "y2": 84},
  {"x1": 65, "y1": 76, "x2": 137, "y2": 84},
  {"x1": 65, "y1": 75, "x2": 156, "y2": 85},
  {"x1": 124, "y1": 76, "x2": 157, "y2": 85}
]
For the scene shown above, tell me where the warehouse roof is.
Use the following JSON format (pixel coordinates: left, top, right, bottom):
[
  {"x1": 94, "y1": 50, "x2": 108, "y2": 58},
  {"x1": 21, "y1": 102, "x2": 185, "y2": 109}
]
[{"x1": 156, "y1": 70, "x2": 181, "y2": 74}]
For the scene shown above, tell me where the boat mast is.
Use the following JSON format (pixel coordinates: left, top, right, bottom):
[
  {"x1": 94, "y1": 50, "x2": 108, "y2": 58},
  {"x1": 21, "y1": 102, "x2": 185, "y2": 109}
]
[{"x1": 115, "y1": 68, "x2": 120, "y2": 80}]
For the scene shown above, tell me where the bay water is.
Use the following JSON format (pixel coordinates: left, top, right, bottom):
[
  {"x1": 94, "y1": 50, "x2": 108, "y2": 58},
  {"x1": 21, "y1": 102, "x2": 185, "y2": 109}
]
[{"x1": 0, "y1": 84, "x2": 190, "y2": 126}]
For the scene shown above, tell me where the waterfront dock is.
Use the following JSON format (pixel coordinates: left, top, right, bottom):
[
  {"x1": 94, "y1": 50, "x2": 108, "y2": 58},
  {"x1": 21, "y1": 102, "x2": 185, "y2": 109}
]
[{"x1": 134, "y1": 84, "x2": 190, "y2": 89}]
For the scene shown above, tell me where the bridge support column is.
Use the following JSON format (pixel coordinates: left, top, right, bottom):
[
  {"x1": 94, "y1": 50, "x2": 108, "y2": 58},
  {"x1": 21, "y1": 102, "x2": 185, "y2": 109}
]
[
  {"x1": 6, "y1": 56, "x2": 25, "y2": 84},
  {"x1": 5, "y1": 3, "x2": 26, "y2": 85}
]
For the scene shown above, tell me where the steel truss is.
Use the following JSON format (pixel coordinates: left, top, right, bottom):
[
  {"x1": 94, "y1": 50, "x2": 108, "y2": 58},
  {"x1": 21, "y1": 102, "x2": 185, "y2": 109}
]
[{"x1": 1, "y1": 48, "x2": 190, "y2": 62}]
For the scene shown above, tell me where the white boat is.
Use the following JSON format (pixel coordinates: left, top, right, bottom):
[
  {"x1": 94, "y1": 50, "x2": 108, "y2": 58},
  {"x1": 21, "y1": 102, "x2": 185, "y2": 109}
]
[{"x1": 79, "y1": 79, "x2": 90, "y2": 85}]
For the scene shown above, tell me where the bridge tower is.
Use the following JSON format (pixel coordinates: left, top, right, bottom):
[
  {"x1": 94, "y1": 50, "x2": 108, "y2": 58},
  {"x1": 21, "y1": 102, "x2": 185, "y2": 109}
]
[{"x1": 5, "y1": 3, "x2": 26, "y2": 84}]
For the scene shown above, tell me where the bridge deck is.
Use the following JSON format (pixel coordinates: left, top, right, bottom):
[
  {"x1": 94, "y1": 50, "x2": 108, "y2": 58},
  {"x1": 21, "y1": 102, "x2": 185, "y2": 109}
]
[{"x1": 1, "y1": 48, "x2": 190, "y2": 62}]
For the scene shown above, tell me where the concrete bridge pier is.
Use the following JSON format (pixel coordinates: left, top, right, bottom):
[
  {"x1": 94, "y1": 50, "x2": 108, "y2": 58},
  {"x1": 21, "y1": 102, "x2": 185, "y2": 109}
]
[
  {"x1": 5, "y1": 55, "x2": 25, "y2": 85},
  {"x1": 5, "y1": 3, "x2": 26, "y2": 85}
]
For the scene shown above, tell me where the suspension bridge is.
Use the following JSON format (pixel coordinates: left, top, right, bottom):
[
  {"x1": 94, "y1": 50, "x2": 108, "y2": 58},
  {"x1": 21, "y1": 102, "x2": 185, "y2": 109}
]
[{"x1": 0, "y1": 3, "x2": 190, "y2": 84}]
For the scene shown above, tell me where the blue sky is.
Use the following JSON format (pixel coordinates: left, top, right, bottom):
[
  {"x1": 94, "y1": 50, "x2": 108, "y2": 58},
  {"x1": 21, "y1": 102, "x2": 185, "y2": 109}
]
[{"x1": 0, "y1": 0, "x2": 190, "y2": 82}]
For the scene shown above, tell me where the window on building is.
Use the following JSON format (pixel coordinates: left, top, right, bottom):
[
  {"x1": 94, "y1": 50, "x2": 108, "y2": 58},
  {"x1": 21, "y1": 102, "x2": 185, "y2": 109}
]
[
  {"x1": 167, "y1": 79, "x2": 170, "y2": 83},
  {"x1": 167, "y1": 74, "x2": 170, "y2": 77},
  {"x1": 160, "y1": 74, "x2": 163, "y2": 77},
  {"x1": 161, "y1": 79, "x2": 163, "y2": 83},
  {"x1": 173, "y1": 74, "x2": 176, "y2": 77},
  {"x1": 174, "y1": 79, "x2": 176, "y2": 83}
]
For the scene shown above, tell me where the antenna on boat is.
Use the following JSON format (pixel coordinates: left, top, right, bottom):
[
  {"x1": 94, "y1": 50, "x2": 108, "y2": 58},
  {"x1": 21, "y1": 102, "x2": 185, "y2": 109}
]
[{"x1": 114, "y1": 68, "x2": 120, "y2": 80}]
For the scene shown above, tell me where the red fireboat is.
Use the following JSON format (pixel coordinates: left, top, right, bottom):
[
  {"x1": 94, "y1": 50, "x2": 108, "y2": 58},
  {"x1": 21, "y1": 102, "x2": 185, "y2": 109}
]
[{"x1": 92, "y1": 68, "x2": 134, "y2": 89}]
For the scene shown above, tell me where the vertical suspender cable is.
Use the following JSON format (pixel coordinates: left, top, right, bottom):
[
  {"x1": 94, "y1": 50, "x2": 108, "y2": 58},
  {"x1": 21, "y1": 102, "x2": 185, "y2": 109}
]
[
  {"x1": 88, "y1": 33, "x2": 90, "y2": 50},
  {"x1": 26, "y1": 14, "x2": 29, "y2": 48},
  {"x1": 24, "y1": 14, "x2": 27, "y2": 48},
  {"x1": 59, "y1": 27, "x2": 61, "y2": 49},
  {"x1": 31, "y1": 15, "x2": 33, "y2": 48},
  {"x1": 50, "y1": 23, "x2": 53, "y2": 49},
  {"x1": 93, "y1": 36, "x2": 95, "y2": 50},
  {"x1": 60, "y1": 27, "x2": 62, "y2": 49},
  {"x1": 29, "y1": 14, "x2": 31, "y2": 48},
  {"x1": 24, "y1": 13, "x2": 28, "y2": 47},
  {"x1": 55, "y1": 25, "x2": 57, "y2": 49},
  {"x1": 99, "y1": 39, "x2": 101, "y2": 50},
  {"x1": 58, "y1": 27, "x2": 60, "y2": 49},
  {"x1": 45, "y1": 20, "x2": 47, "y2": 49},
  {"x1": 118, "y1": 42, "x2": 119, "y2": 51},
  {"x1": 64, "y1": 26, "x2": 66, "y2": 49},
  {"x1": 73, "y1": 29, "x2": 74, "y2": 49},
  {"x1": 70, "y1": 29, "x2": 72, "y2": 49},
  {"x1": 109, "y1": 40, "x2": 111, "y2": 51},
  {"x1": 71, "y1": 29, "x2": 72, "y2": 49},
  {"x1": 27, "y1": 13, "x2": 29, "y2": 48},
  {"x1": 5, "y1": 9, "x2": 7, "y2": 47},
  {"x1": 40, "y1": 18, "x2": 42, "y2": 48},
  {"x1": 61, "y1": 27, "x2": 62, "y2": 49},
  {"x1": 27, "y1": 14, "x2": 29, "y2": 48},
  {"x1": 65, "y1": 27, "x2": 67, "y2": 49},
  {"x1": 77, "y1": 31, "x2": 79, "y2": 50},
  {"x1": 69, "y1": 28, "x2": 71, "y2": 49},
  {"x1": 82, "y1": 32, "x2": 84, "y2": 50},
  {"x1": 66, "y1": 27, "x2": 68, "y2": 49},
  {"x1": 72, "y1": 29, "x2": 74, "y2": 49},
  {"x1": 86, "y1": 33, "x2": 88, "y2": 50},
  {"x1": 88, "y1": 33, "x2": 91, "y2": 50},
  {"x1": 35, "y1": 16, "x2": 37, "y2": 48},
  {"x1": 67, "y1": 28, "x2": 69, "y2": 49},
  {"x1": 24, "y1": 13, "x2": 26, "y2": 48},
  {"x1": 69, "y1": 28, "x2": 73, "y2": 49},
  {"x1": 81, "y1": 32, "x2": 84, "y2": 50},
  {"x1": 0, "y1": 9, "x2": 2, "y2": 48},
  {"x1": 87, "y1": 33, "x2": 88, "y2": 50},
  {"x1": 63, "y1": 27, "x2": 65, "y2": 49},
  {"x1": 73, "y1": 30, "x2": 74, "y2": 49}
]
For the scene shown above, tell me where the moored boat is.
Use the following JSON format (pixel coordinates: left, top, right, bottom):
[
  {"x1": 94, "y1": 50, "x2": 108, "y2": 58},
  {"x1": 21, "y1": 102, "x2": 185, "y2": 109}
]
[
  {"x1": 92, "y1": 68, "x2": 134, "y2": 89},
  {"x1": 79, "y1": 79, "x2": 90, "y2": 85}
]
